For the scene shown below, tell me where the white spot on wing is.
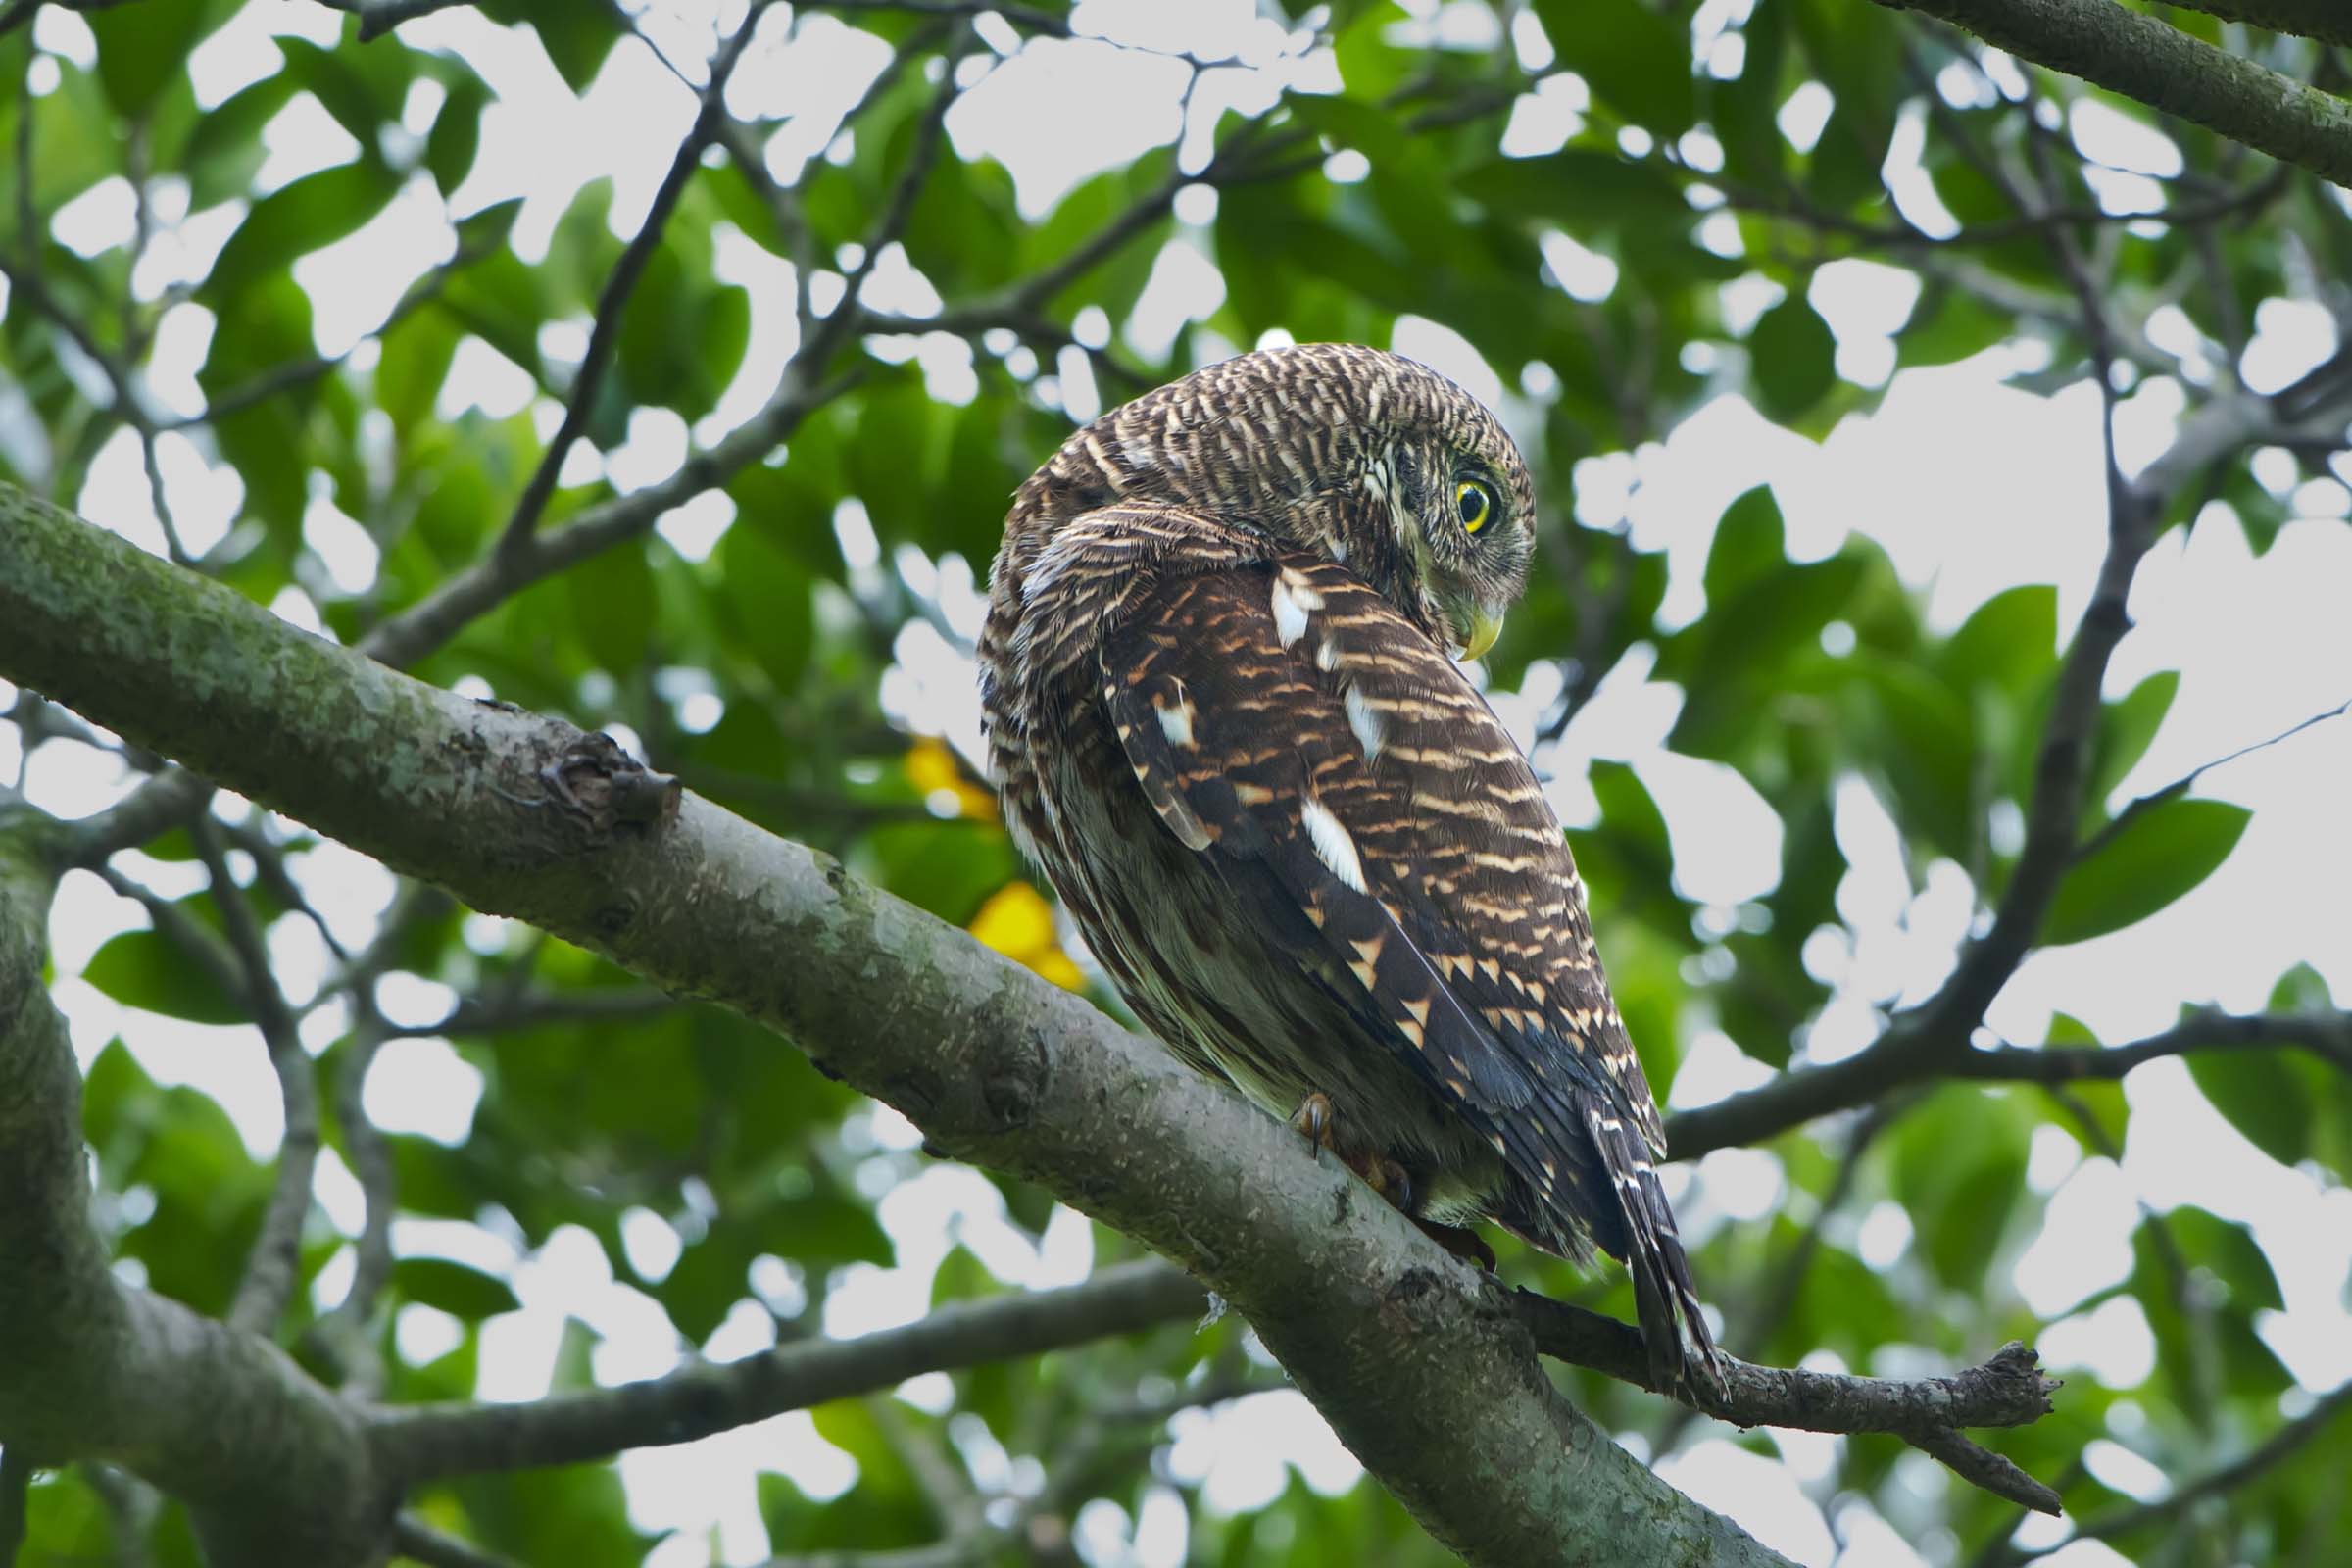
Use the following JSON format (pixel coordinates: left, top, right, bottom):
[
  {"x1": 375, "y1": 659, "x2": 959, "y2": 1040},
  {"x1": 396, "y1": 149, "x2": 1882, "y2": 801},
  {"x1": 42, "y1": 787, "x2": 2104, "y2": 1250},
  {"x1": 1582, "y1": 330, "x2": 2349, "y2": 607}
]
[
  {"x1": 1299, "y1": 796, "x2": 1367, "y2": 893},
  {"x1": 1156, "y1": 699, "x2": 1196, "y2": 748},
  {"x1": 1271, "y1": 575, "x2": 1310, "y2": 648},
  {"x1": 1344, "y1": 684, "x2": 1384, "y2": 763}
]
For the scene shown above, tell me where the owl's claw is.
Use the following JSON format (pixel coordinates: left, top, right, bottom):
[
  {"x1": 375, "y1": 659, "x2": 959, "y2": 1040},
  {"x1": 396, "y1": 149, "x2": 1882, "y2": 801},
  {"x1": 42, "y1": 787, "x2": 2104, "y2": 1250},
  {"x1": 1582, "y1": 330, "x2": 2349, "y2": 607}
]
[
  {"x1": 1288, "y1": 1094, "x2": 1486, "y2": 1264},
  {"x1": 1288, "y1": 1091, "x2": 1338, "y2": 1152}
]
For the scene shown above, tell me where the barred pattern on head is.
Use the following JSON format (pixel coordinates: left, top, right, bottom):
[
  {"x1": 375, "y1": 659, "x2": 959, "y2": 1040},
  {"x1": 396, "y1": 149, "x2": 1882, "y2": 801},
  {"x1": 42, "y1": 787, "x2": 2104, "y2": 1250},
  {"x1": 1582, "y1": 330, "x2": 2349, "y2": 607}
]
[{"x1": 978, "y1": 344, "x2": 1723, "y2": 1397}]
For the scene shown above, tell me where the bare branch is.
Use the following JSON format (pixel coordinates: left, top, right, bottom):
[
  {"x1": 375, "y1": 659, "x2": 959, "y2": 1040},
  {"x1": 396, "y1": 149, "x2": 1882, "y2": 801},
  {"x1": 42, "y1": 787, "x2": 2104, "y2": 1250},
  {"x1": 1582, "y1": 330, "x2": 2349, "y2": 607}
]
[
  {"x1": 1967, "y1": 1007, "x2": 2352, "y2": 1081},
  {"x1": 1878, "y1": 0, "x2": 2352, "y2": 187},
  {"x1": 380, "y1": 984, "x2": 678, "y2": 1039},
  {"x1": 300, "y1": 1002, "x2": 399, "y2": 1397},
  {"x1": 61, "y1": 772, "x2": 214, "y2": 870},
  {"x1": 370, "y1": 1261, "x2": 1203, "y2": 1483},
  {"x1": 495, "y1": 5, "x2": 770, "y2": 561},
  {"x1": 1518, "y1": 1295, "x2": 2062, "y2": 1512}
]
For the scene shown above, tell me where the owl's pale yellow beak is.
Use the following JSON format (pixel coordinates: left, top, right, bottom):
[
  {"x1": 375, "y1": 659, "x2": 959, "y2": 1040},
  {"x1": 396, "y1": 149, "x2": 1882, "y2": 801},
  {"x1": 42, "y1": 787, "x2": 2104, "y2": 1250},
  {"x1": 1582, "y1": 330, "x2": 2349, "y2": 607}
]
[{"x1": 1459, "y1": 608, "x2": 1503, "y2": 662}]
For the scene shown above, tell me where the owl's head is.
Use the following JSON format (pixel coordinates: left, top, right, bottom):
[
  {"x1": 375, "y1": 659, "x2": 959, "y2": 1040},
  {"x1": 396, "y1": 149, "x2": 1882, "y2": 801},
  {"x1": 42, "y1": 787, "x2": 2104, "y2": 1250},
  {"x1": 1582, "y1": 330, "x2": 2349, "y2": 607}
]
[{"x1": 1079, "y1": 343, "x2": 1538, "y2": 662}]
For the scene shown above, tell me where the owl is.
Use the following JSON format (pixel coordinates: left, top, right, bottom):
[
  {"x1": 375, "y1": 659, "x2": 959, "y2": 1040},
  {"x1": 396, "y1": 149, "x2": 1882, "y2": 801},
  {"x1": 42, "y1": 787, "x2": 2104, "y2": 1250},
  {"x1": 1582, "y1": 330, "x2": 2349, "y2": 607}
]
[{"x1": 977, "y1": 344, "x2": 1720, "y2": 1396}]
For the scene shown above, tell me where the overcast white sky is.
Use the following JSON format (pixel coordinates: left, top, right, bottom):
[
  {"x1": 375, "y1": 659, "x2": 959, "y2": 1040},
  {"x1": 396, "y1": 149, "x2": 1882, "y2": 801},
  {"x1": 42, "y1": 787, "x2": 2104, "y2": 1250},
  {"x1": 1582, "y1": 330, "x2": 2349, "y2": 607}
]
[{"x1": 5, "y1": 2, "x2": 2349, "y2": 1565}]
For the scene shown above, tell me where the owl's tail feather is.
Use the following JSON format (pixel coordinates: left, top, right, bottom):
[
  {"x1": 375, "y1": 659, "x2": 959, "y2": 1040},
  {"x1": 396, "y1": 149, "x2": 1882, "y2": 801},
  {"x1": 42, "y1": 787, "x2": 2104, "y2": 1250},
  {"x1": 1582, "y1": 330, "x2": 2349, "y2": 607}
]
[{"x1": 1583, "y1": 1092, "x2": 1726, "y2": 1404}]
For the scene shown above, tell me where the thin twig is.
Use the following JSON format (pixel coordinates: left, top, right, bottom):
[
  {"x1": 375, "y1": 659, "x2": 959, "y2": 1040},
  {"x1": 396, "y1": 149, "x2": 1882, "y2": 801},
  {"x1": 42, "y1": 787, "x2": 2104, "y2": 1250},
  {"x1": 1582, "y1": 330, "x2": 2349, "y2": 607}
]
[
  {"x1": 389, "y1": 1514, "x2": 525, "y2": 1568},
  {"x1": 1517, "y1": 1295, "x2": 2063, "y2": 1512},
  {"x1": 193, "y1": 816, "x2": 321, "y2": 1339},
  {"x1": 1987, "y1": 1385, "x2": 2352, "y2": 1565},
  {"x1": 2073, "y1": 696, "x2": 2352, "y2": 866},
  {"x1": 379, "y1": 985, "x2": 679, "y2": 1039},
  {"x1": 799, "y1": 25, "x2": 970, "y2": 374},
  {"x1": 1967, "y1": 1007, "x2": 2352, "y2": 1081},
  {"x1": 369, "y1": 1262, "x2": 1206, "y2": 1483},
  {"x1": 301, "y1": 996, "x2": 399, "y2": 1397},
  {"x1": 80, "y1": 1463, "x2": 159, "y2": 1568},
  {"x1": 495, "y1": 3, "x2": 771, "y2": 561}
]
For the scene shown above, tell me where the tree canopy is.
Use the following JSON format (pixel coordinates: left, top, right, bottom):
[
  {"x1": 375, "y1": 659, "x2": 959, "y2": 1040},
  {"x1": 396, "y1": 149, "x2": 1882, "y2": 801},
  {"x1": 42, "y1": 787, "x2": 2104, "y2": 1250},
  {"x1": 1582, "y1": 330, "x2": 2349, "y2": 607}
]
[{"x1": 1, "y1": 2, "x2": 2349, "y2": 1566}]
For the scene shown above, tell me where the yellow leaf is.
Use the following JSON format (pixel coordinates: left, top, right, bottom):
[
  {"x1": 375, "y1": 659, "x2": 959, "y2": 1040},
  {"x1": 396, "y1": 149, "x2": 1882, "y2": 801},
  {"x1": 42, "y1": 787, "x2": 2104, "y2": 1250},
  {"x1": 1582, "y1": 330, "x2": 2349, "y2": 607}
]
[
  {"x1": 905, "y1": 736, "x2": 1000, "y2": 821},
  {"x1": 967, "y1": 883, "x2": 1083, "y2": 990}
]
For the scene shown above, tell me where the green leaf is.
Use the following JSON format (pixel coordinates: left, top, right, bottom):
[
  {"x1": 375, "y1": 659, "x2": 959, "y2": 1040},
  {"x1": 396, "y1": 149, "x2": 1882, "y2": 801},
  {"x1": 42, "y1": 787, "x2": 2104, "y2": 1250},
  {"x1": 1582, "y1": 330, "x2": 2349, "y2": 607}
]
[
  {"x1": 1703, "y1": 485, "x2": 1784, "y2": 607},
  {"x1": 1459, "y1": 149, "x2": 1690, "y2": 232},
  {"x1": 204, "y1": 159, "x2": 403, "y2": 303},
  {"x1": 2092, "y1": 670, "x2": 2179, "y2": 803},
  {"x1": 2188, "y1": 1043, "x2": 2313, "y2": 1167},
  {"x1": 88, "y1": 0, "x2": 210, "y2": 120},
  {"x1": 565, "y1": 538, "x2": 655, "y2": 673},
  {"x1": 1747, "y1": 294, "x2": 1837, "y2": 423},
  {"x1": 82, "y1": 928, "x2": 245, "y2": 1025},
  {"x1": 1536, "y1": 0, "x2": 1696, "y2": 137},
  {"x1": 2043, "y1": 799, "x2": 2250, "y2": 945},
  {"x1": 1890, "y1": 1088, "x2": 2032, "y2": 1288},
  {"x1": 1940, "y1": 584, "x2": 2057, "y2": 697},
  {"x1": 182, "y1": 71, "x2": 301, "y2": 210},
  {"x1": 377, "y1": 311, "x2": 461, "y2": 435},
  {"x1": 717, "y1": 523, "x2": 814, "y2": 689},
  {"x1": 394, "y1": 1256, "x2": 522, "y2": 1320},
  {"x1": 1713, "y1": 0, "x2": 1788, "y2": 186},
  {"x1": 426, "y1": 77, "x2": 488, "y2": 196}
]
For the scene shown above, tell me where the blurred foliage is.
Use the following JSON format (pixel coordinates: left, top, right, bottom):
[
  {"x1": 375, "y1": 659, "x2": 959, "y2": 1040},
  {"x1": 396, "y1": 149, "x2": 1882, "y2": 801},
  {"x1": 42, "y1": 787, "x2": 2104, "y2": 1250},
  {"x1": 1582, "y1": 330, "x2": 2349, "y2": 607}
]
[{"x1": 3, "y1": 0, "x2": 2349, "y2": 1565}]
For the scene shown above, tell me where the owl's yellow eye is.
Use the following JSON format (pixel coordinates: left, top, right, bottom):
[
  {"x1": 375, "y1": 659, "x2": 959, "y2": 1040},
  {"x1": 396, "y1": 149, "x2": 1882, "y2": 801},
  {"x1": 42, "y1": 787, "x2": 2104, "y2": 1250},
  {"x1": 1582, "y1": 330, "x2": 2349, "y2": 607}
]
[{"x1": 1455, "y1": 478, "x2": 1495, "y2": 535}]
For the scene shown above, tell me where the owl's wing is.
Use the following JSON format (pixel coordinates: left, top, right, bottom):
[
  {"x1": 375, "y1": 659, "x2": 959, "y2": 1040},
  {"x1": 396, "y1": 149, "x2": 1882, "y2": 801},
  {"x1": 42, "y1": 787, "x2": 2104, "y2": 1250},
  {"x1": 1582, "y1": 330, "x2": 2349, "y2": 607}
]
[{"x1": 1101, "y1": 546, "x2": 1720, "y2": 1395}]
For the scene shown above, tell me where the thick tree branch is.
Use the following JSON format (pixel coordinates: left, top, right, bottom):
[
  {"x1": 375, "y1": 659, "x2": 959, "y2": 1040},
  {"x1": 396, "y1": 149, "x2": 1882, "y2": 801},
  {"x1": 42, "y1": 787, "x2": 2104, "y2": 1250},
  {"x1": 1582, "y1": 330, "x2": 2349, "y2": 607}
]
[
  {"x1": 1877, "y1": 0, "x2": 2352, "y2": 187},
  {"x1": 0, "y1": 484, "x2": 1795, "y2": 1566},
  {"x1": 371, "y1": 1261, "x2": 1202, "y2": 1482},
  {"x1": 2166, "y1": 0, "x2": 2352, "y2": 47}
]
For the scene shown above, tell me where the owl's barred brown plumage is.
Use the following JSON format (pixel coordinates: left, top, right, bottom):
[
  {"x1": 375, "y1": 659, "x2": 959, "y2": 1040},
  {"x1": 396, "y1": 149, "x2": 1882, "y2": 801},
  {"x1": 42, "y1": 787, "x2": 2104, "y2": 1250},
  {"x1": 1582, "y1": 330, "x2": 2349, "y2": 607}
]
[{"x1": 978, "y1": 343, "x2": 1722, "y2": 1396}]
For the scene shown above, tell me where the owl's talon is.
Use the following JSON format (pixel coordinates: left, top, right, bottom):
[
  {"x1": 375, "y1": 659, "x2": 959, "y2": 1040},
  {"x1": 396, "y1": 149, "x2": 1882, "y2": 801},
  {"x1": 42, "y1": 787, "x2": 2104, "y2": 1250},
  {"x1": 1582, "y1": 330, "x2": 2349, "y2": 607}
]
[{"x1": 1288, "y1": 1091, "x2": 1338, "y2": 1153}]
